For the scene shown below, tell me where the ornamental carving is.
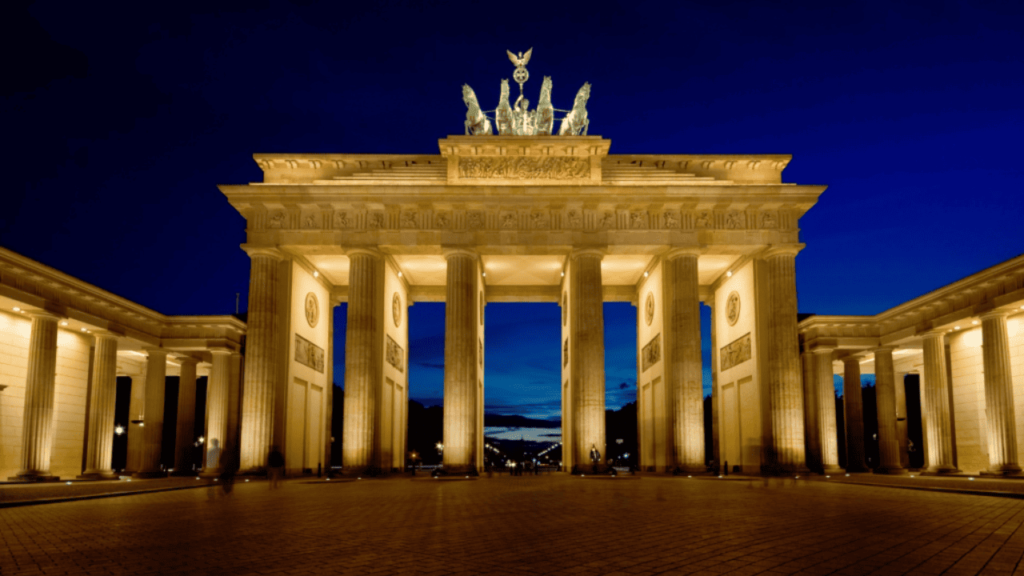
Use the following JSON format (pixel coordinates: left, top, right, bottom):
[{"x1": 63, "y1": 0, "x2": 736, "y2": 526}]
[
  {"x1": 303, "y1": 214, "x2": 318, "y2": 229},
  {"x1": 644, "y1": 292, "x2": 655, "y2": 326},
  {"x1": 268, "y1": 212, "x2": 285, "y2": 229},
  {"x1": 720, "y1": 333, "x2": 751, "y2": 371},
  {"x1": 367, "y1": 213, "x2": 384, "y2": 229},
  {"x1": 530, "y1": 212, "x2": 550, "y2": 229},
  {"x1": 334, "y1": 211, "x2": 354, "y2": 228},
  {"x1": 566, "y1": 210, "x2": 583, "y2": 228},
  {"x1": 392, "y1": 292, "x2": 402, "y2": 327},
  {"x1": 726, "y1": 291, "x2": 740, "y2": 326},
  {"x1": 295, "y1": 334, "x2": 324, "y2": 373},
  {"x1": 695, "y1": 211, "x2": 711, "y2": 228},
  {"x1": 563, "y1": 337, "x2": 569, "y2": 367},
  {"x1": 501, "y1": 213, "x2": 518, "y2": 229},
  {"x1": 562, "y1": 292, "x2": 567, "y2": 326},
  {"x1": 434, "y1": 212, "x2": 451, "y2": 228},
  {"x1": 664, "y1": 211, "x2": 680, "y2": 229},
  {"x1": 630, "y1": 211, "x2": 648, "y2": 229},
  {"x1": 304, "y1": 292, "x2": 319, "y2": 328},
  {"x1": 761, "y1": 211, "x2": 777, "y2": 228},
  {"x1": 401, "y1": 211, "x2": 418, "y2": 228},
  {"x1": 642, "y1": 333, "x2": 661, "y2": 372},
  {"x1": 725, "y1": 211, "x2": 745, "y2": 229},
  {"x1": 599, "y1": 212, "x2": 615, "y2": 229},
  {"x1": 386, "y1": 335, "x2": 404, "y2": 372},
  {"x1": 457, "y1": 156, "x2": 590, "y2": 180}
]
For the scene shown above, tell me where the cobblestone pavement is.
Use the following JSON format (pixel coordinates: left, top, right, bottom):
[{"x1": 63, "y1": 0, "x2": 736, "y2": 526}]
[
  {"x1": 4, "y1": 474, "x2": 1024, "y2": 575},
  {"x1": 0, "y1": 477, "x2": 220, "y2": 506}
]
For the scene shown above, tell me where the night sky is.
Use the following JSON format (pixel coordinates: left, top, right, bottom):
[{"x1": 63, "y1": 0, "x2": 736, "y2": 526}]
[{"x1": 4, "y1": 1, "x2": 1022, "y2": 420}]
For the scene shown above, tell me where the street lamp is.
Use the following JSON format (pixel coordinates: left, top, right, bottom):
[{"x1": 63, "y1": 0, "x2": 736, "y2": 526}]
[{"x1": 114, "y1": 425, "x2": 125, "y2": 436}]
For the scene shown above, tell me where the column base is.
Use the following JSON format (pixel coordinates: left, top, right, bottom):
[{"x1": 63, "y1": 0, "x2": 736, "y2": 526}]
[
  {"x1": 872, "y1": 465, "x2": 908, "y2": 475},
  {"x1": 981, "y1": 468, "x2": 1024, "y2": 478},
  {"x1": 821, "y1": 464, "x2": 844, "y2": 474},
  {"x1": 8, "y1": 473, "x2": 60, "y2": 482},
  {"x1": 77, "y1": 471, "x2": 118, "y2": 480},
  {"x1": 923, "y1": 466, "x2": 960, "y2": 475}
]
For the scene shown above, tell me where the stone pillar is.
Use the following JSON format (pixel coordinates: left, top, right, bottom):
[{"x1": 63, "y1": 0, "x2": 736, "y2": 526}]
[
  {"x1": 134, "y1": 348, "x2": 168, "y2": 478},
  {"x1": 81, "y1": 331, "x2": 119, "y2": 479},
  {"x1": 922, "y1": 332, "x2": 957, "y2": 473},
  {"x1": 762, "y1": 246, "x2": 806, "y2": 473},
  {"x1": 894, "y1": 371, "x2": 910, "y2": 469},
  {"x1": 708, "y1": 295, "x2": 720, "y2": 474},
  {"x1": 239, "y1": 247, "x2": 283, "y2": 473},
  {"x1": 801, "y1": 352, "x2": 820, "y2": 472},
  {"x1": 570, "y1": 249, "x2": 606, "y2": 471},
  {"x1": 980, "y1": 311, "x2": 1021, "y2": 475},
  {"x1": 842, "y1": 357, "x2": 868, "y2": 472},
  {"x1": 814, "y1": 349, "x2": 841, "y2": 473},
  {"x1": 664, "y1": 249, "x2": 704, "y2": 472},
  {"x1": 873, "y1": 348, "x2": 904, "y2": 474},
  {"x1": 202, "y1": 349, "x2": 232, "y2": 476},
  {"x1": 342, "y1": 249, "x2": 383, "y2": 472},
  {"x1": 173, "y1": 356, "x2": 198, "y2": 474},
  {"x1": 12, "y1": 311, "x2": 61, "y2": 481},
  {"x1": 443, "y1": 249, "x2": 479, "y2": 473},
  {"x1": 226, "y1": 352, "x2": 243, "y2": 473}
]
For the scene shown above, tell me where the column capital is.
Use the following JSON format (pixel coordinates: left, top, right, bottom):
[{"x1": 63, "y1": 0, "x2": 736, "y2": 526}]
[
  {"x1": 26, "y1": 310, "x2": 64, "y2": 322},
  {"x1": 141, "y1": 347, "x2": 170, "y2": 359},
  {"x1": 842, "y1": 355, "x2": 863, "y2": 367},
  {"x1": 979, "y1": 309, "x2": 1012, "y2": 321},
  {"x1": 569, "y1": 247, "x2": 605, "y2": 260},
  {"x1": 442, "y1": 247, "x2": 477, "y2": 260},
  {"x1": 810, "y1": 347, "x2": 835, "y2": 358},
  {"x1": 346, "y1": 247, "x2": 384, "y2": 260},
  {"x1": 919, "y1": 329, "x2": 947, "y2": 341},
  {"x1": 175, "y1": 355, "x2": 200, "y2": 366},
  {"x1": 761, "y1": 243, "x2": 805, "y2": 259},
  {"x1": 664, "y1": 246, "x2": 702, "y2": 260},
  {"x1": 240, "y1": 244, "x2": 285, "y2": 260},
  {"x1": 89, "y1": 329, "x2": 120, "y2": 341},
  {"x1": 208, "y1": 347, "x2": 234, "y2": 356},
  {"x1": 871, "y1": 346, "x2": 896, "y2": 355}
]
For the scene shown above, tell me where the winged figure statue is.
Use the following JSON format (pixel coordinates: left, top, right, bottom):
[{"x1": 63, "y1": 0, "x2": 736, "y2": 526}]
[{"x1": 507, "y1": 48, "x2": 532, "y2": 68}]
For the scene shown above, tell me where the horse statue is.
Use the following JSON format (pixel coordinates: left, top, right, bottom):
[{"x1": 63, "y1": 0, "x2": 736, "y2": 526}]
[
  {"x1": 495, "y1": 79, "x2": 514, "y2": 135},
  {"x1": 535, "y1": 76, "x2": 554, "y2": 135},
  {"x1": 558, "y1": 82, "x2": 591, "y2": 136},
  {"x1": 462, "y1": 84, "x2": 492, "y2": 136}
]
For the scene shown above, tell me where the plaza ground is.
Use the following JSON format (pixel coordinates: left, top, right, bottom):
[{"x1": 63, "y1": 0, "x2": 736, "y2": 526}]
[{"x1": 4, "y1": 475, "x2": 1024, "y2": 575}]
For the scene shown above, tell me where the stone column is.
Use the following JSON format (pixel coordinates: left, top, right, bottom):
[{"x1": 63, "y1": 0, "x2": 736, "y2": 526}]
[
  {"x1": 664, "y1": 249, "x2": 704, "y2": 472},
  {"x1": 202, "y1": 349, "x2": 232, "y2": 476},
  {"x1": 894, "y1": 371, "x2": 910, "y2": 469},
  {"x1": 873, "y1": 348, "x2": 904, "y2": 474},
  {"x1": 134, "y1": 348, "x2": 168, "y2": 478},
  {"x1": 173, "y1": 356, "x2": 198, "y2": 474},
  {"x1": 12, "y1": 311, "x2": 61, "y2": 481},
  {"x1": 443, "y1": 249, "x2": 479, "y2": 473},
  {"x1": 342, "y1": 249, "x2": 383, "y2": 472},
  {"x1": 570, "y1": 249, "x2": 606, "y2": 471},
  {"x1": 226, "y1": 352, "x2": 243, "y2": 473},
  {"x1": 762, "y1": 246, "x2": 806, "y2": 473},
  {"x1": 980, "y1": 310, "x2": 1021, "y2": 475},
  {"x1": 239, "y1": 247, "x2": 283, "y2": 473},
  {"x1": 801, "y1": 352, "x2": 820, "y2": 472},
  {"x1": 842, "y1": 357, "x2": 868, "y2": 472},
  {"x1": 921, "y1": 332, "x2": 957, "y2": 473},
  {"x1": 814, "y1": 349, "x2": 841, "y2": 473},
  {"x1": 81, "y1": 331, "x2": 119, "y2": 479},
  {"x1": 708, "y1": 295, "x2": 720, "y2": 474}
]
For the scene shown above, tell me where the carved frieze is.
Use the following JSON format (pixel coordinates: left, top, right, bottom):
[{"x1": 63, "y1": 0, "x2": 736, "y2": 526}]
[
  {"x1": 295, "y1": 334, "x2": 325, "y2": 373},
  {"x1": 720, "y1": 333, "x2": 751, "y2": 371},
  {"x1": 386, "y1": 334, "x2": 404, "y2": 372},
  {"x1": 563, "y1": 337, "x2": 569, "y2": 367},
  {"x1": 760, "y1": 211, "x2": 778, "y2": 228},
  {"x1": 457, "y1": 156, "x2": 590, "y2": 180},
  {"x1": 725, "y1": 211, "x2": 745, "y2": 229},
  {"x1": 501, "y1": 212, "x2": 518, "y2": 229},
  {"x1": 642, "y1": 333, "x2": 661, "y2": 372},
  {"x1": 664, "y1": 211, "x2": 680, "y2": 229},
  {"x1": 598, "y1": 211, "x2": 615, "y2": 229},
  {"x1": 367, "y1": 213, "x2": 384, "y2": 229},
  {"x1": 467, "y1": 212, "x2": 484, "y2": 229},
  {"x1": 334, "y1": 211, "x2": 355, "y2": 228},
  {"x1": 695, "y1": 211, "x2": 712, "y2": 229},
  {"x1": 530, "y1": 211, "x2": 550, "y2": 229},
  {"x1": 630, "y1": 211, "x2": 649, "y2": 229},
  {"x1": 566, "y1": 210, "x2": 583, "y2": 228},
  {"x1": 434, "y1": 212, "x2": 451, "y2": 229},
  {"x1": 401, "y1": 211, "x2": 419, "y2": 228}
]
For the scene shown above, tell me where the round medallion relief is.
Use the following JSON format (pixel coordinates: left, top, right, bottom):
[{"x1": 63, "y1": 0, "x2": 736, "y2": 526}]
[
  {"x1": 392, "y1": 292, "x2": 402, "y2": 327},
  {"x1": 562, "y1": 292, "x2": 568, "y2": 326},
  {"x1": 644, "y1": 292, "x2": 655, "y2": 326},
  {"x1": 726, "y1": 291, "x2": 741, "y2": 326},
  {"x1": 304, "y1": 292, "x2": 319, "y2": 328}
]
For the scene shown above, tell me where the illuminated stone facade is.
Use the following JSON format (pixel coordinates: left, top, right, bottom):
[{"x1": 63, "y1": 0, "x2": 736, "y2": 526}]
[{"x1": 222, "y1": 134, "x2": 826, "y2": 474}]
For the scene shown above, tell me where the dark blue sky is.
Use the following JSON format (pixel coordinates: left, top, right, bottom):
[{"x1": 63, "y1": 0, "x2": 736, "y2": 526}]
[{"x1": 3, "y1": 1, "x2": 1022, "y2": 419}]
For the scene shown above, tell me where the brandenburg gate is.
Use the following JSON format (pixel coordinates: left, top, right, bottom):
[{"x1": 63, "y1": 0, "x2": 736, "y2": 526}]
[{"x1": 219, "y1": 52, "x2": 826, "y2": 475}]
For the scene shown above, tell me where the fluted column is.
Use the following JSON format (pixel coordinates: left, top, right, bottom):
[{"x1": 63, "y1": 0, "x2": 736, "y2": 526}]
[
  {"x1": 665, "y1": 249, "x2": 704, "y2": 472},
  {"x1": 762, "y1": 246, "x2": 806, "y2": 473},
  {"x1": 842, "y1": 357, "x2": 868, "y2": 472},
  {"x1": 342, "y1": 249, "x2": 383, "y2": 472},
  {"x1": 570, "y1": 249, "x2": 606, "y2": 470},
  {"x1": 226, "y1": 352, "x2": 243, "y2": 473},
  {"x1": 134, "y1": 348, "x2": 168, "y2": 478},
  {"x1": 801, "y1": 352, "x2": 820, "y2": 472},
  {"x1": 708, "y1": 294, "x2": 720, "y2": 474},
  {"x1": 12, "y1": 311, "x2": 61, "y2": 481},
  {"x1": 202, "y1": 349, "x2": 232, "y2": 476},
  {"x1": 922, "y1": 332, "x2": 957, "y2": 473},
  {"x1": 81, "y1": 331, "x2": 119, "y2": 479},
  {"x1": 814, "y1": 349, "x2": 841, "y2": 472},
  {"x1": 980, "y1": 311, "x2": 1021, "y2": 475},
  {"x1": 873, "y1": 348, "x2": 904, "y2": 474},
  {"x1": 443, "y1": 249, "x2": 479, "y2": 472},
  {"x1": 173, "y1": 356, "x2": 198, "y2": 474},
  {"x1": 239, "y1": 247, "x2": 283, "y2": 472}
]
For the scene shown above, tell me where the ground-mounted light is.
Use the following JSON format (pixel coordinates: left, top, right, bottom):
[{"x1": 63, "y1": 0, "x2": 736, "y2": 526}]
[
  {"x1": 726, "y1": 270, "x2": 733, "y2": 277},
  {"x1": 66, "y1": 481, "x2": 72, "y2": 485},
  {"x1": 397, "y1": 271, "x2": 403, "y2": 277},
  {"x1": 481, "y1": 272, "x2": 486, "y2": 277},
  {"x1": 13, "y1": 307, "x2": 20, "y2": 312},
  {"x1": 114, "y1": 425, "x2": 125, "y2": 436},
  {"x1": 81, "y1": 328, "x2": 87, "y2": 332},
  {"x1": 643, "y1": 271, "x2": 649, "y2": 278},
  {"x1": 955, "y1": 326, "x2": 960, "y2": 330},
  {"x1": 313, "y1": 270, "x2": 319, "y2": 278}
]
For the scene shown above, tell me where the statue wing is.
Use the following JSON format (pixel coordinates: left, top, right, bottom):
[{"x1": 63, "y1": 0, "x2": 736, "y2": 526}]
[
  {"x1": 522, "y1": 47, "x2": 532, "y2": 66},
  {"x1": 507, "y1": 50, "x2": 519, "y2": 66}
]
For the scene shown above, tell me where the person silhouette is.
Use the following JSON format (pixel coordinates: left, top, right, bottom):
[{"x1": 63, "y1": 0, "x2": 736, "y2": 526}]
[
  {"x1": 206, "y1": 438, "x2": 221, "y2": 471},
  {"x1": 589, "y1": 444, "x2": 601, "y2": 474}
]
